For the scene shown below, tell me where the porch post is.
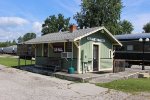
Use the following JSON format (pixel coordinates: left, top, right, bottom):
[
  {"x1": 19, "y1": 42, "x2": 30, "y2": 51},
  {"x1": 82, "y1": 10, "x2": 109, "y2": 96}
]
[
  {"x1": 64, "y1": 42, "x2": 66, "y2": 52},
  {"x1": 78, "y1": 45, "x2": 81, "y2": 73},
  {"x1": 74, "y1": 41, "x2": 81, "y2": 74},
  {"x1": 35, "y1": 44, "x2": 36, "y2": 65},
  {"x1": 48, "y1": 43, "x2": 49, "y2": 57},
  {"x1": 42, "y1": 44, "x2": 44, "y2": 57}
]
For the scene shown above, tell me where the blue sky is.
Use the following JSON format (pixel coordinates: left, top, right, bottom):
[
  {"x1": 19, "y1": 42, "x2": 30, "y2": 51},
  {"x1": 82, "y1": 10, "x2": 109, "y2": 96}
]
[{"x1": 0, "y1": 0, "x2": 149, "y2": 42}]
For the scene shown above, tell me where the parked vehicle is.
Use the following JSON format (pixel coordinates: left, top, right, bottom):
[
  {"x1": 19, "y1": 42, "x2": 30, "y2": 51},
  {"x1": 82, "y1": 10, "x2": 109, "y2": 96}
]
[
  {"x1": 0, "y1": 45, "x2": 17, "y2": 54},
  {"x1": 114, "y1": 33, "x2": 150, "y2": 67}
]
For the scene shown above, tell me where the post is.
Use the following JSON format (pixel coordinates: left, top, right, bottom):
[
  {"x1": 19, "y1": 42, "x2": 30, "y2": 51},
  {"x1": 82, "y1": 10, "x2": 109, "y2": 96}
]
[
  {"x1": 142, "y1": 41, "x2": 145, "y2": 70},
  {"x1": 25, "y1": 55, "x2": 26, "y2": 66},
  {"x1": 31, "y1": 57, "x2": 32, "y2": 65},
  {"x1": 18, "y1": 56, "x2": 20, "y2": 68}
]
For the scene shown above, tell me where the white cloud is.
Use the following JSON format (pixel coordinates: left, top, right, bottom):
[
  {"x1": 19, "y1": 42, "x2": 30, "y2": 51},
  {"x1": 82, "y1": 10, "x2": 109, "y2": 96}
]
[
  {"x1": 0, "y1": 17, "x2": 29, "y2": 27},
  {"x1": 0, "y1": 17, "x2": 31, "y2": 42},
  {"x1": 32, "y1": 21, "x2": 42, "y2": 36}
]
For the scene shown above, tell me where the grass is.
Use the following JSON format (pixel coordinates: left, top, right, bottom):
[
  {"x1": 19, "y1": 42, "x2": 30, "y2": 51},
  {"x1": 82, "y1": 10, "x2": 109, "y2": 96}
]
[
  {"x1": 96, "y1": 78, "x2": 150, "y2": 93},
  {"x1": 0, "y1": 57, "x2": 35, "y2": 67}
]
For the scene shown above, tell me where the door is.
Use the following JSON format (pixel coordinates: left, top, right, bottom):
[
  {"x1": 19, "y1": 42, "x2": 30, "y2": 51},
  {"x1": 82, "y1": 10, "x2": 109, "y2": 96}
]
[{"x1": 93, "y1": 45, "x2": 99, "y2": 71}]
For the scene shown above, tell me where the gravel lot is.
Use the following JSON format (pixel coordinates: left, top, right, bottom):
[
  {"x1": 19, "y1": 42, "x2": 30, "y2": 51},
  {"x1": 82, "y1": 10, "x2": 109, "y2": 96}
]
[{"x1": 0, "y1": 65, "x2": 150, "y2": 100}]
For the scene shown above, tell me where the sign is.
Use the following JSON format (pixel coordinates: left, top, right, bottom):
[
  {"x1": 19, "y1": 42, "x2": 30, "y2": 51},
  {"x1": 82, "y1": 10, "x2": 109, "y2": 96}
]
[
  {"x1": 53, "y1": 47, "x2": 64, "y2": 53},
  {"x1": 87, "y1": 37, "x2": 105, "y2": 42}
]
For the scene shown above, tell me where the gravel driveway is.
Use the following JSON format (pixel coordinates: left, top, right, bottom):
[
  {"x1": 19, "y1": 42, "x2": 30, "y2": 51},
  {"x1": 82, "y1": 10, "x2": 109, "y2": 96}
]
[{"x1": 0, "y1": 65, "x2": 149, "y2": 100}]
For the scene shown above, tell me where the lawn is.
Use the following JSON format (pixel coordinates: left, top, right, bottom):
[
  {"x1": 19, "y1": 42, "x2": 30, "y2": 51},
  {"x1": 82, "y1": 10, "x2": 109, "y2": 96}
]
[
  {"x1": 0, "y1": 57, "x2": 35, "y2": 67},
  {"x1": 96, "y1": 78, "x2": 150, "y2": 93}
]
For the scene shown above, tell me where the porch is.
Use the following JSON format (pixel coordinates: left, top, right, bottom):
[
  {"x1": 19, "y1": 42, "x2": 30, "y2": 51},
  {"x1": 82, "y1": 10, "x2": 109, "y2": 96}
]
[{"x1": 19, "y1": 65, "x2": 149, "y2": 83}]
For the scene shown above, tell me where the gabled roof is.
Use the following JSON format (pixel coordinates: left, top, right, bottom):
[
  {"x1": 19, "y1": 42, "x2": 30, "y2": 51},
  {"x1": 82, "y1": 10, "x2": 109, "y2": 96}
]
[
  {"x1": 25, "y1": 26, "x2": 122, "y2": 46},
  {"x1": 115, "y1": 33, "x2": 150, "y2": 40}
]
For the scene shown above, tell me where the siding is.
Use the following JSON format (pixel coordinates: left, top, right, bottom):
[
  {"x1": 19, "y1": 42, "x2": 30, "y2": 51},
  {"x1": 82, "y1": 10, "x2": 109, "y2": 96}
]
[{"x1": 80, "y1": 31, "x2": 113, "y2": 72}]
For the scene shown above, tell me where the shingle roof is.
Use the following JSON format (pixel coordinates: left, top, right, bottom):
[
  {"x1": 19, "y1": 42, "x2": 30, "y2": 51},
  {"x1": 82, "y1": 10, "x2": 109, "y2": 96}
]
[
  {"x1": 24, "y1": 26, "x2": 122, "y2": 46},
  {"x1": 25, "y1": 27, "x2": 101, "y2": 44},
  {"x1": 115, "y1": 33, "x2": 150, "y2": 40}
]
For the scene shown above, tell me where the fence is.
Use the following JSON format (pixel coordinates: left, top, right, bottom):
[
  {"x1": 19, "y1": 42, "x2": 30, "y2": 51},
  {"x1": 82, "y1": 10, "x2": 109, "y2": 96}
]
[{"x1": 113, "y1": 59, "x2": 125, "y2": 73}]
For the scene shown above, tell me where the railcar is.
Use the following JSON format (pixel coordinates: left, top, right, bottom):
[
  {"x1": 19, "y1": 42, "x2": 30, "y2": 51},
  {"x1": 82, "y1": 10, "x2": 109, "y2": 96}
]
[
  {"x1": 114, "y1": 33, "x2": 150, "y2": 68},
  {"x1": 0, "y1": 45, "x2": 17, "y2": 54}
]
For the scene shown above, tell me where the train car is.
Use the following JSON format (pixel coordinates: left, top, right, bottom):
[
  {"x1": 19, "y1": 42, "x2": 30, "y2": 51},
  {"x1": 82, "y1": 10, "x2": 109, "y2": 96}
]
[
  {"x1": 0, "y1": 47, "x2": 4, "y2": 54},
  {"x1": 0, "y1": 45, "x2": 17, "y2": 54},
  {"x1": 114, "y1": 33, "x2": 150, "y2": 68}
]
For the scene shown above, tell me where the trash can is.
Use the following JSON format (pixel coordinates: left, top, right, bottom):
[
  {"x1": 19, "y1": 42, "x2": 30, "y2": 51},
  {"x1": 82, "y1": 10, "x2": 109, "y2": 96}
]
[{"x1": 68, "y1": 67, "x2": 75, "y2": 74}]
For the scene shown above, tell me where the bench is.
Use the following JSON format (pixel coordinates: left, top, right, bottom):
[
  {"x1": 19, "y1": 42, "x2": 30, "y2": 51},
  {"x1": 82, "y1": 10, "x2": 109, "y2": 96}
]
[{"x1": 42, "y1": 58, "x2": 62, "y2": 72}]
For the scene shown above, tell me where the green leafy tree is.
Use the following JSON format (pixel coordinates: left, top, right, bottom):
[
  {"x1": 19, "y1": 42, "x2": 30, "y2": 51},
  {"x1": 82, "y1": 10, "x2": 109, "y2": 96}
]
[
  {"x1": 117, "y1": 20, "x2": 133, "y2": 34},
  {"x1": 41, "y1": 14, "x2": 70, "y2": 35},
  {"x1": 143, "y1": 22, "x2": 150, "y2": 33},
  {"x1": 6, "y1": 41, "x2": 11, "y2": 46},
  {"x1": 23, "y1": 33, "x2": 36, "y2": 42},
  {"x1": 0, "y1": 40, "x2": 17, "y2": 47},
  {"x1": 12, "y1": 39, "x2": 17, "y2": 45},
  {"x1": 0, "y1": 42, "x2": 7, "y2": 47},
  {"x1": 74, "y1": 0, "x2": 123, "y2": 35}
]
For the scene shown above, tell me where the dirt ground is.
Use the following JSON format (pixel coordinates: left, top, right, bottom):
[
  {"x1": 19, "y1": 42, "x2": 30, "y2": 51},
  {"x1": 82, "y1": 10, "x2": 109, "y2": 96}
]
[{"x1": 0, "y1": 64, "x2": 150, "y2": 100}]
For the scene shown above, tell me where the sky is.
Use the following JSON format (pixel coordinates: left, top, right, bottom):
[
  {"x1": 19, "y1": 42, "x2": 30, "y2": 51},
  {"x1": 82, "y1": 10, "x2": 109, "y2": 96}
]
[{"x1": 0, "y1": 0, "x2": 150, "y2": 42}]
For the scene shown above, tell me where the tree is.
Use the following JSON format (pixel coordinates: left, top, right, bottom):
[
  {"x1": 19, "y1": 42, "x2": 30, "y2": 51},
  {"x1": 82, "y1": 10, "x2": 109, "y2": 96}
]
[
  {"x1": 23, "y1": 32, "x2": 36, "y2": 42},
  {"x1": 17, "y1": 33, "x2": 36, "y2": 43},
  {"x1": 41, "y1": 14, "x2": 70, "y2": 35},
  {"x1": 117, "y1": 20, "x2": 133, "y2": 34},
  {"x1": 17, "y1": 36, "x2": 23, "y2": 43},
  {"x1": 12, "y1": 39, "x2": 17, "y2": 45},
  {"x1": 143, "y1": 22, "x2": 150, "y2": 33},
  {"x1": 74, "y1": 0, "x2": 123, "y2": 35}
]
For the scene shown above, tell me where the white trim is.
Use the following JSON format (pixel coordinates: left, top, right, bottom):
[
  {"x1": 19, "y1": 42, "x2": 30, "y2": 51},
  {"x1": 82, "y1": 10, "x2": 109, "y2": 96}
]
[
  {"x1": 77, "y1": 41, "x2": 81, "y2": 73},
  {"x1": 103, "y1": 27, "x2": 122, "y2": 46},
  {"x1": 35, "y1": 44, "x2": 36, "y2": 64},
  {"x1": 25, "y1": 40, "x2": 72, "y2": 44},
  {"x1": 25, "y1": 27, "x2": 122, "y2": 46},
  {"x1": 74, "y1": 27, "x2": 103, "y2": 41},
  {"x1": 74, "y1": 42, "x2": 79, "y2": 48},
  {"x1": 92, "y1": 42, "x2": 101, "y2": 71},
  {"x1": 73, "y1": 26, "x2": 122, "y2": 46}
]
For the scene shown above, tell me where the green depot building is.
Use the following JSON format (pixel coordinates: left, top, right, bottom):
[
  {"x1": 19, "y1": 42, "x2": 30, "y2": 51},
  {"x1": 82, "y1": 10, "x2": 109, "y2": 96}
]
[{"x1": 24, "y1": 25, "x2": 122, "y2": 74}]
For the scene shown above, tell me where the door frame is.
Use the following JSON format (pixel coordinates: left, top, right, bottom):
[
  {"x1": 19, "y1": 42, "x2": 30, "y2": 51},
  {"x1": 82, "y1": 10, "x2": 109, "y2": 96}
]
[{"x1": 92, "y1": 42, "x2": 101, "y2": 71}]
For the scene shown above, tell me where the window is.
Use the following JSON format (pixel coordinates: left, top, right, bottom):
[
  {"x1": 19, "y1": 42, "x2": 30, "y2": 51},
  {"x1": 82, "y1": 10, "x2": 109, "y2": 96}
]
[
  {"x1": 109, "y1": 49, "x2": 113, "y2": 58},
  {"x1": 65, "y1": 42, "x2": 72, "y2": 52},
  {"x1": 127, "y1": 45, "x2": 133, "y2": 51}
]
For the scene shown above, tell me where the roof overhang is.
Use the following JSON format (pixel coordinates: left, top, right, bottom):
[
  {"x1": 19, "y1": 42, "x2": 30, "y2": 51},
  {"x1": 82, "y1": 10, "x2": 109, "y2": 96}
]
[
  {"x1": 23, "y1": 26, "x2": 122, "y2": 46},
  {"x1": 73, "y1": 26, "x2": 122, "y2": 46},
  {"x1": 24, "y1": 40, "x2": 74, "y2": 44}
]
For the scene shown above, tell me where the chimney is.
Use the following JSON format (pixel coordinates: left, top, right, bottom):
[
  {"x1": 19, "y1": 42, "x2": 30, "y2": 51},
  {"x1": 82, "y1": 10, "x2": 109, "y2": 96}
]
[{"x1": 69, "y1": 25, "x2": 77, "y2": 32}]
